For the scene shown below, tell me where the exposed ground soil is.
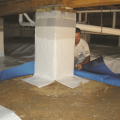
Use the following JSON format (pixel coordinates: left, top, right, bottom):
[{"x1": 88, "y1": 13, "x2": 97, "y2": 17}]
[{"x1": 0, "y1": 75, "x2": 120, "y2": 120}]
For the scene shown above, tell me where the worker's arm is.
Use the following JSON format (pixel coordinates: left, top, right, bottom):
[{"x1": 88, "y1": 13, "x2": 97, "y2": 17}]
[{"x1": 76, "y1": 55, "x2": 90, "y2": 70}]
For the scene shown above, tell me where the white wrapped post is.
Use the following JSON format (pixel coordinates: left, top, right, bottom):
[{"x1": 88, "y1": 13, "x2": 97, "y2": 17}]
[
  {"x1": 35, "y1": 10, "x2": 76, "y2": 80},
  {"x1": 23, "y1": 9, "x2": 89, "y2": 88}
]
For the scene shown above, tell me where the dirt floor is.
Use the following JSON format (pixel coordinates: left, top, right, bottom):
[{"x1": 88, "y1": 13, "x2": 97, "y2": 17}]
[{"x1": 0, "y1": 75, "x2": 120, "y2": 120}]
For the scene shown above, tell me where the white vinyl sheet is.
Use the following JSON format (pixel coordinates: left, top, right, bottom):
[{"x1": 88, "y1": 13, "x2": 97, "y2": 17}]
[
  {"x1": 22, "y1": 75, "x2": 89, "y2": 89},
  {"x1": 103, "y1": 57, "x2": 120, "y2": 74},
  {"x1": 0, "y1": 56, "x2": 24, "y2": 71},
  {"x1": 34, "y1": 36, "x2": 55, "y2": 80},
  {"x1": 90, "y1": 44, "x2": 120, "y2": 74},
  {"x1": 55, "y1": 38, "x2": 75, "y2": 79},
  {"x1": 0, "y1": 105, "x2": 21, "y2": 120},
  {"x1": 57, "y1": 75, "x2": 89, "y2": 89},
  {"x1": 22, "y1": 76, "x2": 54, "y2": 88}
]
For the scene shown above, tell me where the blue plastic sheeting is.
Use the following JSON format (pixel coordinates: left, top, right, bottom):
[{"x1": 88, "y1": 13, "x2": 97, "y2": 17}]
[
  {"x1": 0, "y1": 61, "x2": 34, "y2": 81},
  {"x1": 0, "y1": 56, "x2": 120, "y2": 87},
  {"x1": 74, "y1": 56, "x2": 120, "y2": 86},
  {"x1": 74, "y1": 70, "x2": 120, "y2": 86},
  {"x1": 82, "y1": 56, "x2": 120, "y2": 78}
]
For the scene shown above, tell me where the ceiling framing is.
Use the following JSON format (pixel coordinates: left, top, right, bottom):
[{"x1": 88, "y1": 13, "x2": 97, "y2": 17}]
[{"x1": 0, "y1": 0, "x2": 120, "y2": 16}]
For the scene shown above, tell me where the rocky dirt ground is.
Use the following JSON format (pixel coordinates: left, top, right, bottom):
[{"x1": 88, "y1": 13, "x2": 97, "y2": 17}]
[{"x1": 0, "y1": 75, "x2": 120, "y2": 120}]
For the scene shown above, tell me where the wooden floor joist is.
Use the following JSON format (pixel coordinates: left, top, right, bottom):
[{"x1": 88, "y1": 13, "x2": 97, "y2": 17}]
[
  {"x1": 0, "y1": 0, "x2": 120, "y2": 16},
  {"x1": 62, "y1": 0, "x2": 120, "y2": 8}
]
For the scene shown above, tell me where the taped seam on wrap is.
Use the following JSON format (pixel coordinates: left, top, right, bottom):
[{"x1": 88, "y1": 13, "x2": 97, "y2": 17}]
[
  {"x1": 36, "y1": 11, "x2": 76, "y2": 20},
  {"x1": 35, "y1": 18, "x2": 76, "y2": 27}
]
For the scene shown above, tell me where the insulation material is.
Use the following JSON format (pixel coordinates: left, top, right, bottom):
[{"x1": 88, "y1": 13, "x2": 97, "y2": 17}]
[{"x1": 0, "y1": 105, "x2": 21, "y2": 120}]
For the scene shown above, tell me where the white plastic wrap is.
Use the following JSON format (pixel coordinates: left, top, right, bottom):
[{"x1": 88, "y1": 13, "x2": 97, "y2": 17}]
[
  {"x1": 0, "y1": 105, "x2": 21, "y2": 120},
  {"x1": 90, "y1": 44, "x2": 120, "y2": 73}
]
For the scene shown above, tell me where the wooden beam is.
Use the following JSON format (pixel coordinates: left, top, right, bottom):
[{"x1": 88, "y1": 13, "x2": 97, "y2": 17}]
[
  {"x1": 0, "y1": 0, "x2": 62, "y2": 16},
  {"x1": 0, "y1": 0, "x2": 120, "y2": 16},
  {"x1": 36, "y1": 7, "x2": 76, "y2": 13},
  {"x1": 62, "y1": 0, "x2": 120, "y2": 8}
]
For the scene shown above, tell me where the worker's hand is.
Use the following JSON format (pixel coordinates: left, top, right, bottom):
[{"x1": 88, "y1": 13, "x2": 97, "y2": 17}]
[{"x1": 75, "y1": 63, "x2": 82, "y2": 70}]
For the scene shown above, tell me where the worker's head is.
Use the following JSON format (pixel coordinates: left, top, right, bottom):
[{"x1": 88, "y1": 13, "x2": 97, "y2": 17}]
[{"x1": 75, "y1": 28, "x2": 82, "y2": 45}]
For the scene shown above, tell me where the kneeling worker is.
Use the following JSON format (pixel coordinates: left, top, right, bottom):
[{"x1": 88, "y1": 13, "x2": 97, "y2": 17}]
[{"x1": 74, "y1": 28, "x2": 90, "y2": 70}]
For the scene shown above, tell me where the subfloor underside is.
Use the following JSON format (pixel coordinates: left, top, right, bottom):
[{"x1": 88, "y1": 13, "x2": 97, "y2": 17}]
[{"x1": 0, "y1": 75, "x2": 120, "y2": 120}]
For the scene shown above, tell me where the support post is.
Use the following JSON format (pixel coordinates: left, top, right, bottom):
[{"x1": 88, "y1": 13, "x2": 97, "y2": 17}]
[
  {"x1": 79, "y1": 13, "x2": 81, "y2": 22},
  {"x1": 35, "y1": 9, "x2": 76, "y2": 80},
  {"x1": 112, "y1": 12, "x2": 116, "y2": 28},
  {"x1": 0, "y1": 18, "x2": 4, "y2": 56},
  {"x1": 85, "y1": 13, "x2": 87, "y2": 23},
  {"x1": 23, "y1": 7, "x2": 89, "y2": 88},
  {"x1": 118, "y1": 36, "x2": 120, "y2": 47}
]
